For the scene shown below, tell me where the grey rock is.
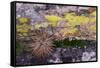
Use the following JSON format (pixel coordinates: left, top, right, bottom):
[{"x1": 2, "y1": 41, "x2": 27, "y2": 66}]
[{"x1": 16, "y1": 3, "x2": 44, "y2": 24}]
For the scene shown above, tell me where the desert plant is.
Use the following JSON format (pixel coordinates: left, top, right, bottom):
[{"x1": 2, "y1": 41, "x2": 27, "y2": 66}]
[{"x1": 29, "y1": 29, "x2": 55, "y2": 59}]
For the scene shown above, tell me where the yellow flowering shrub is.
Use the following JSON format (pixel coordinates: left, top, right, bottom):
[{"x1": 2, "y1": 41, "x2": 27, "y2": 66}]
[
  {"x1": 16, "y1": 24, "x2": 32, "y2": 33},
  {"x1": 34, "y1": 23, "x2": 41, "y2": 29},
  {"x1": 80, "y1": 16, "x2": 89, "y2": 24},
  {"x1": 90, "y1": 11, "x2": 96, "y2": 17},
  {"x1": 64, "y1": 13, "x2": 75, "y2": 22},
  {"x1": 17, "y1": 17, "x2": 29, "y2": 24},
  {"x1": 34, "y1": 22, "x2": 49, "y2": 29},
  {"x1": 89, "y1": 11, "x2": 96, "y2": 23},
  {"x1": 45, "y1": 15, "x2": 62, "y2": 27},
  {"x1": 89, "y1": 25, "x2": 96, "y2": 32},
  {"x1": 59, "y1": 27, "x2": 78, "y2": 37},
  {"x1": 41, "y1": 22, "x2": 49, "y2": 28},
  {"x1": 64, "y1": 13, "x2": 89, "y2": 26},
  {"x1": 90, "y1": 17, "x2": 96, "y2": 23},
  {"x1": 16, "y1": 17, "x2": 32, "y2": 37}
]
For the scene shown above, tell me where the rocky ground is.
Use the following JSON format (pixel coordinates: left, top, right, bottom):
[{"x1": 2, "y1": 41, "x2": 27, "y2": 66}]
[
  {"x1": 16, "y1": 3, "x2": 97, "y2": 65},
  {"x1": 16, "y1": 42, "x2": 97, "y2": 65}
]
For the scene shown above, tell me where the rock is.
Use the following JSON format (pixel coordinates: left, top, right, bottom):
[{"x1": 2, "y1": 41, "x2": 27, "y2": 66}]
[
  {"x1": 16, "y1": 53, "x2": 32, "y2": 65},
  {"x1": 48, "y1": 58, "x2": 63, "y2": 63},
  {"x1": 81, "y1": 51, "x2": 96, "y2": 61},
  {"x1": 47, "y1": 48, "x2": 63, "y2": 63},
  {"x1": 56, "y1": 6, "x2": 78, "y2": 14},
  {"x1": 60, "y1": 47, "x2": 83, "y2": 62},
  {"x1": 16, "y1": 3, "x2": 44, "y2": 24}
]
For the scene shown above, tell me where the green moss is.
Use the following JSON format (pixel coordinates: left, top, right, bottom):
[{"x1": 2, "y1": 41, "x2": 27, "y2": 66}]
[
  {"x1": 53, "y1": 39, "x2": 95, "y2": 48},
  {"x1": 16, "y1": 41, "x2": 24, "y2": 56}
]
